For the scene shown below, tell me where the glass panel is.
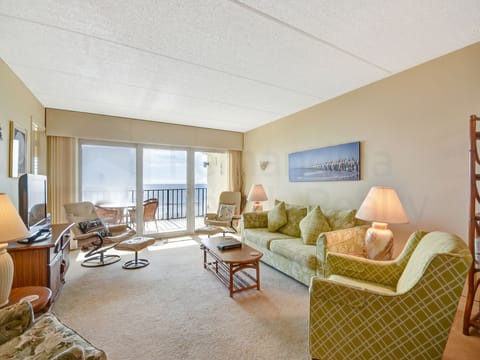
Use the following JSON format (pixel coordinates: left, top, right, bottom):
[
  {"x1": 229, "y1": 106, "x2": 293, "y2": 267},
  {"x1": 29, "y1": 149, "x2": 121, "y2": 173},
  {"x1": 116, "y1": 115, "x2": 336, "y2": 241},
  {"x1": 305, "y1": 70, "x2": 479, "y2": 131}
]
[
  {"x1": 143, "y1": 148, "x2": 187, "y2": 234},
  {"x1": 80, "y1": 143, "x2": 136, "y2": 225},
  {"x1": 194, "y1": 151, "x2": 229, "y2": 230}
]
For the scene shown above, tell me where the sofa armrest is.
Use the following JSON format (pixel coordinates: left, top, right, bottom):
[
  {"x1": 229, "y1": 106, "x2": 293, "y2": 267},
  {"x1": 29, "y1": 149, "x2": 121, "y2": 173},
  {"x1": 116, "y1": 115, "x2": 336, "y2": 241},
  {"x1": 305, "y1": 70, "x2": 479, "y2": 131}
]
[
  {"x1": 0, "y1": 301, "x2": 34, "y2": 345},
  {"x1": 242, "y1": 211, "x2": 268, "y2": 229},
  {"x1": 316, "y1": 225, "x2": 368, "y2": 277},
  {"x1": 326, "y1": 230, "x2": 427, "y2": 287}
]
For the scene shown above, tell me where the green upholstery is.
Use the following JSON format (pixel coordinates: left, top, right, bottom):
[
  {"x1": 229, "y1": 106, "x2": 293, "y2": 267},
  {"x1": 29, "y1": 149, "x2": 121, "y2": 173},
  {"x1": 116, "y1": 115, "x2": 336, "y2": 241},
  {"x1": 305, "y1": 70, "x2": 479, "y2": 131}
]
[
  {"x1": 0, "y1": 302, "x2": 106, "y2": 359},
  {"x1": 309, "y1": 231, "x2": 472, "y2": 360},
  {"x1": 242, "y1": 210, "x2": 369, "y2": 285}
]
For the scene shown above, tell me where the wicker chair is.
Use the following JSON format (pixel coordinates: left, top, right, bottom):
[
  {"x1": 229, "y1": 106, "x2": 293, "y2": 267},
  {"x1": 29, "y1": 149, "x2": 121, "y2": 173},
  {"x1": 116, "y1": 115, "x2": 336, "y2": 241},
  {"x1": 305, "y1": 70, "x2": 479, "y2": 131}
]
[{"x1": 128, "y1": 198, "x2": 159, "y2": 232}]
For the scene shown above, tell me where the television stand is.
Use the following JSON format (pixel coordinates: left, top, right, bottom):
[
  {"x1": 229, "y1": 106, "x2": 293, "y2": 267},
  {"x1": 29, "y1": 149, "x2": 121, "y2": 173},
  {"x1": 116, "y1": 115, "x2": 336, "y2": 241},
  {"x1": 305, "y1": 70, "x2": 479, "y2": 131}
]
[{"x1": 7, "y1": 223, "x2": 74, "y2": 305}]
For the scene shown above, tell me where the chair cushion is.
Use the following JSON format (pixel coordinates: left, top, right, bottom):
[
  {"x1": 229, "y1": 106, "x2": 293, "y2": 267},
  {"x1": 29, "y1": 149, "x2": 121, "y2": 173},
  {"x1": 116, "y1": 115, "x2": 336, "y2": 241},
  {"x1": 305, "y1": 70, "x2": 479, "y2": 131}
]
[
  {"x1": 217, "y1": 204, "x2": 236, "y2": 221},
  {"x1": 299, "y1": 206, "x2": 331, "y2": 245},
  {"x1": 268, "y1": 201, "x2": 288, "y2": 231},
  {"x1": 78, "y1": 218, "x2": 109, "y2": 237}
]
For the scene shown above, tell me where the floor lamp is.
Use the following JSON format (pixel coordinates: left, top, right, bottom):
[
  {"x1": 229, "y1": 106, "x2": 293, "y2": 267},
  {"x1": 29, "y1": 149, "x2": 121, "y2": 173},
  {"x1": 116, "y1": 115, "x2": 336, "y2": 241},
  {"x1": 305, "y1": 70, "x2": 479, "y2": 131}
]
[{"x1": 0, "y1": 193, "x2": 30, "y2": 307}]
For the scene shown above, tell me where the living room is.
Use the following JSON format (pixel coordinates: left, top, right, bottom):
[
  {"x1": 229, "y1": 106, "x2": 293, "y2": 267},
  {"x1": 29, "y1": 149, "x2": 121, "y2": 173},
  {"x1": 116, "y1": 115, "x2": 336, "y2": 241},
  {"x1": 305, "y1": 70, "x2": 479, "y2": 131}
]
[{"x1": 1, "y1": 2, "x2": 480, "y2": 359}]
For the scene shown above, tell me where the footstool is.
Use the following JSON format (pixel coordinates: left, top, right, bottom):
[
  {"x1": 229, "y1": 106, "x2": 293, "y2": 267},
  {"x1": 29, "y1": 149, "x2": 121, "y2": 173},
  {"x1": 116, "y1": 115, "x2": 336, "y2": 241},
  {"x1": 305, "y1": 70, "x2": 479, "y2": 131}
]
[
  {"x1": 115, "y1": 236, "x2": 156, "y2": 269},
  {"x1": 195, "y1": 225, "x2": 223, "y2": 237}
]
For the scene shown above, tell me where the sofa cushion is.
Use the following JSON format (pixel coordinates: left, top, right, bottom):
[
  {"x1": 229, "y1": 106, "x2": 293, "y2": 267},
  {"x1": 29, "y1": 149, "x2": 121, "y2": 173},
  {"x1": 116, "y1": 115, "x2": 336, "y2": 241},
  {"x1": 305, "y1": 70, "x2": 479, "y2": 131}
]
[
  {"x1": 270, "y1": 238, "x2": 317, "y2": 270},
  {"x1": 325, "y1": 209, "x2": 357, "y2": 230},
  {"x1": 268, "y1": 201, "x2": 288, "y2": 231},
  {"x1": 243, "y1": 228, "x2": 294, "y2": 250},
  {"x1": 299, "y1": 206, "x2": 331, "y2": 245},
  {"x1": 278, "y1": 206, "x2": 307, "y2": 237}
]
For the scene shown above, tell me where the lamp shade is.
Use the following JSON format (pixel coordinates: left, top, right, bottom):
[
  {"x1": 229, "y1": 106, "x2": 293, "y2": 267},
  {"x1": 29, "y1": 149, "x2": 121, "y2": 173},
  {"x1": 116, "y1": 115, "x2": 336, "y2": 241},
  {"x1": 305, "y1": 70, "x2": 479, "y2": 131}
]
[
  {"x1": 356, "y1": 186, "x2": 408, "y2": 224},
  {"x1": 247, "y1": 184, "x2": 268, "y2": 202},
  {"x1": 0, "y1": 193, "x2": 29, "y2": 243}
]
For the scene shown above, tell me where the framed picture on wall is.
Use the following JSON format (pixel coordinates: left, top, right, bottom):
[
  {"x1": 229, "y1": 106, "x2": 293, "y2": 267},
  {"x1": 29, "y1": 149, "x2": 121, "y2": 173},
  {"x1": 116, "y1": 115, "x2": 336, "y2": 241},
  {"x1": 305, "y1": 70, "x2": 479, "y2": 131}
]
[
  {"x1": 288, "y1": 141, "x2": 361, "y2": 182},
  {"x1": 9, "y1": 120, "x2": 27, "y2": 178}
]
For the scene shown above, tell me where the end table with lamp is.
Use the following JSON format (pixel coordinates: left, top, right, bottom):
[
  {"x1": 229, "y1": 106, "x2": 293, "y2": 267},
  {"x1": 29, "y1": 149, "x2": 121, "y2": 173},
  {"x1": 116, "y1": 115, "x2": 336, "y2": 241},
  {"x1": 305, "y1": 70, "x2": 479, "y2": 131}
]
[{"x1": 355, "y1": 186, "x2": 409, "y2": 260}]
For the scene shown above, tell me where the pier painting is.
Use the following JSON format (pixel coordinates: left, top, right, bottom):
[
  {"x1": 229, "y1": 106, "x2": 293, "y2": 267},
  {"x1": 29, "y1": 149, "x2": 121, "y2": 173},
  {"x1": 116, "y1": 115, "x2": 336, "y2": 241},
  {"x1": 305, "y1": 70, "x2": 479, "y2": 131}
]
[{"x1": 288, "y1": 142, "x2": 360, "y2": 182}]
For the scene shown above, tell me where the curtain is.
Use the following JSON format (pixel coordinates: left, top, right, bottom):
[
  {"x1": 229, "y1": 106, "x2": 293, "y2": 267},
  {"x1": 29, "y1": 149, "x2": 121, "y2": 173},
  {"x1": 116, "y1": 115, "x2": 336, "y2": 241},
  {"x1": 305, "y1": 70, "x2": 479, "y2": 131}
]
[
  {"x1": 47, "y1": 136, "x2": 77, "y2": 224},
  {"x1": 228, "y1": 150, "x2": 244, "y2": 210}
]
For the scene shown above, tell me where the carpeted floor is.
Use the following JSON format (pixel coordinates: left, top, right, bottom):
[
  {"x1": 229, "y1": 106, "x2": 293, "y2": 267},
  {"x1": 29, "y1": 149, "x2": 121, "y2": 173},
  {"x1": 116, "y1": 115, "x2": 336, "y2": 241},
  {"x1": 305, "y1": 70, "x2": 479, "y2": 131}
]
[{"x1": 53, "y1": 239, "x2": 311, "y2": 360}]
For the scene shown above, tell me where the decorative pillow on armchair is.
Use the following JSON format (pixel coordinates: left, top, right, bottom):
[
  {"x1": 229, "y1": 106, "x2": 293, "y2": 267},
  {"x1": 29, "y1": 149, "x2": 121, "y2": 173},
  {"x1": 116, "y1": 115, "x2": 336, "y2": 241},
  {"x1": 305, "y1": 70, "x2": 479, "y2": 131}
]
[
  {"x1": 78, "y1": 218, "x2": 109, "y2": 237},
  {"x1": 217, "y1": 204, "x2": 236, "y2": 221}
]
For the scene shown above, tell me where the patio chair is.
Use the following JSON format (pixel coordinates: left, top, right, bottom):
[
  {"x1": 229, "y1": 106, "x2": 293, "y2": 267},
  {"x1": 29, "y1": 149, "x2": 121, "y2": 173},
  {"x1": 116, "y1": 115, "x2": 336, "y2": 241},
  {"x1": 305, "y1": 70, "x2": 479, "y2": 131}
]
[
  {"x1": 204, "y1": 191, "x2": 242, "y2": 233},
  {"x1": 64, "y1": 201, "x2": 137, "y2": 267},
  {"x1": 128, "y1": 198, "x2": 159, "y2": 232}
]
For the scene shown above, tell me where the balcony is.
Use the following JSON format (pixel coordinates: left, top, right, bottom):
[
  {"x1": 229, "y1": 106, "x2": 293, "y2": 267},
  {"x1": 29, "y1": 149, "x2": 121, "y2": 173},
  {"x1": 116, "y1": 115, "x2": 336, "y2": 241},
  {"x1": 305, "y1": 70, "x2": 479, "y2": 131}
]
[{"x1": 84, "y1": 186, "x2": 208, "y2": 234}]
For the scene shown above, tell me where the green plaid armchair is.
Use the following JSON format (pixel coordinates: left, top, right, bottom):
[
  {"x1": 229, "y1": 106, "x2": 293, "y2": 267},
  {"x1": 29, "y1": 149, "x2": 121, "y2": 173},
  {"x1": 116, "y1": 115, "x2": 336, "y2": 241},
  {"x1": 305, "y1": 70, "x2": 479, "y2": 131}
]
[{"x1": 309, "y1": 231, "x2": 472, "y2": 360}]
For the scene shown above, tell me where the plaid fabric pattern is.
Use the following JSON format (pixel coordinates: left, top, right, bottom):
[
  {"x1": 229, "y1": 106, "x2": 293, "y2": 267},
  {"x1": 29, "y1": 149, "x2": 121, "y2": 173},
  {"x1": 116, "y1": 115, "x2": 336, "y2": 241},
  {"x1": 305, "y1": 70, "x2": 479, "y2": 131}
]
[
  {"x1": 309, "y1": 232, "x2": 472, "y2": 360},
  {"x1": 326, "y1": 231, "x2": 426, "y2": 287}
]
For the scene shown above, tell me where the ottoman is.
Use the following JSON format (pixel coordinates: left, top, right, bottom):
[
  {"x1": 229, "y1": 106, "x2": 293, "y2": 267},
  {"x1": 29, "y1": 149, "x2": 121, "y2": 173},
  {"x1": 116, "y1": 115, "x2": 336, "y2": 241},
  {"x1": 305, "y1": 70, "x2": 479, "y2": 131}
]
[{"x1": 115, "y1": 236, "x2": 156, "y2": 269}]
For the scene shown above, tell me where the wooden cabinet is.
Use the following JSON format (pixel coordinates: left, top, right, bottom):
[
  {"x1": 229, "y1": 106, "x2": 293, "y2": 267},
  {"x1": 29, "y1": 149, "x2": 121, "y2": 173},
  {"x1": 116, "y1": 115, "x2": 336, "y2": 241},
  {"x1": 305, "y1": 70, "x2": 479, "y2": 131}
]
[{"x1": 7, "y1": 223, "x2": 74, "y2": 304}]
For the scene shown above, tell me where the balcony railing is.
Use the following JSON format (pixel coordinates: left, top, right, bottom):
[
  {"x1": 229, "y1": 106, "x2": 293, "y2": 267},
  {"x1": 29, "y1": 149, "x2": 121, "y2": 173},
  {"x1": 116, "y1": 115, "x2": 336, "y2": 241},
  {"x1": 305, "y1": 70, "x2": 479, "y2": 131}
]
[{"x1": 83, "y1": 186, "x2": 208, "y2": 221}]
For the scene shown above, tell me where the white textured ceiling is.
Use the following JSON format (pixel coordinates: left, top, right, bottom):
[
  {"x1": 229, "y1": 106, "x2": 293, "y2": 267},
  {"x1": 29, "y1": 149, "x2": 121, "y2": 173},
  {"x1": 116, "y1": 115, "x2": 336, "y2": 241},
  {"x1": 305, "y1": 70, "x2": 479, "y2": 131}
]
[{"x1": 0, "y1": 0, "x2": 479, "y2": 132}]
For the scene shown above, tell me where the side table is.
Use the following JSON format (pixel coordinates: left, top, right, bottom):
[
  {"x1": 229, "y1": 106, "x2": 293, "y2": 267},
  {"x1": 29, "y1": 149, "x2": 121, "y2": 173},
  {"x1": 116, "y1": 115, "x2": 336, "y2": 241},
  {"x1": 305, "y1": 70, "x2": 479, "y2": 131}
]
[{"x1": 9, "y1": 286, "x2": 52, "y2": 315}]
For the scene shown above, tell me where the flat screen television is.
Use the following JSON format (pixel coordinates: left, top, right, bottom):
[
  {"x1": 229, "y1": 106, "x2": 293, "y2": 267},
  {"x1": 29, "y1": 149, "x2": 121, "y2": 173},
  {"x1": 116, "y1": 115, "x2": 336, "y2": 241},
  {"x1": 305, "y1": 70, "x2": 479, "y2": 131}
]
[{"x1": 18, "y1": 173, "x2": 51, "y2": 242}]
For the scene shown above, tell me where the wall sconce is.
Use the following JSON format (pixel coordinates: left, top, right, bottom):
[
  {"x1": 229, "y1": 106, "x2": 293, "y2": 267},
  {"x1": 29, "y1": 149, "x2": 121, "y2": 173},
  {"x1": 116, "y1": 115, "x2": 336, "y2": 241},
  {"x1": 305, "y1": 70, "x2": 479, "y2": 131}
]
[{"x1": 259, "y1": 161, "x2": 269, "y2": 171}]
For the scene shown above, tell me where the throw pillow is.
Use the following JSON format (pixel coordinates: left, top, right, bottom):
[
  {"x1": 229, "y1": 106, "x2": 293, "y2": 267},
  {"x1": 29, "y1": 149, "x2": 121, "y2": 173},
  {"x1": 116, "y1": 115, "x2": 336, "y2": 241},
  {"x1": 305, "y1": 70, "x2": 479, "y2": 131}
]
[
  {"x1": 278, "y1": 206, "x2": 307, "y2": 237},
  {"x1": 78, "y1": 218, "x2": 109, "y2": 237},
  {"x1": 268, "y1": 201, "x2": 288, "y2": 232},
  {"x1": 217, "y1": 204, "x2": 236, "y2": 221},
  {"x1": 325, "y1": 209, "x2": 357, "y2": 230},
  {"x1": 299, "y1": 206, "x2": 331, "y2": 245}
]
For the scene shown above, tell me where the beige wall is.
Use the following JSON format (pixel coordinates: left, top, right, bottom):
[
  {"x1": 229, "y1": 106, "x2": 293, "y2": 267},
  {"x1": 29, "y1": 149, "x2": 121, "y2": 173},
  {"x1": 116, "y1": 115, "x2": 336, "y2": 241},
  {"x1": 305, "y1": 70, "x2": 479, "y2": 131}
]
[
  {"x1": 0, "y1": 59, "x2": 45, "y2": 206},
  {"x1": 46, "y1": 109, "x2": 243, "y2": 151},
  {"x1": 243, "y1": 42, "x2": 480, "y2": 246}
]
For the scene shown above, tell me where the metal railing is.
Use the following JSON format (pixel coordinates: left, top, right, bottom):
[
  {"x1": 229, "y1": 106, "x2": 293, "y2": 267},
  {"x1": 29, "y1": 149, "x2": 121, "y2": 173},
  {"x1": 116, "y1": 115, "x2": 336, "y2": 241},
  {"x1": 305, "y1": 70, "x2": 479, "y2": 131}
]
[
  {"x1": 128, "y1": 187, "x2": 207, "y2": 220},
  {"x1": 83, "y1": 186, "x2": 207, "y2": 221}
]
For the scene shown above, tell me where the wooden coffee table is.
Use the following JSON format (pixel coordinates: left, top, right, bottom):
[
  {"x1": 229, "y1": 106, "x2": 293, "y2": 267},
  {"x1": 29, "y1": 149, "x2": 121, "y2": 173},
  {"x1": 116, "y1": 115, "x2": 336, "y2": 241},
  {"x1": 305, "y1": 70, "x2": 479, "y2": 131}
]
[{"x1": 201, "y1": 237, "x2": 263, "y2": 297}]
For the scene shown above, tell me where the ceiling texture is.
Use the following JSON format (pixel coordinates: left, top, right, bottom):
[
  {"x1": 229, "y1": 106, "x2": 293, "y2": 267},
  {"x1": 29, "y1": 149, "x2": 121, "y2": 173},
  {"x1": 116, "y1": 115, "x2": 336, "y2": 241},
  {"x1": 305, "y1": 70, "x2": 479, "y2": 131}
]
[{"x1": 0, "y1": 1, "x2": 479, "y2": 133}]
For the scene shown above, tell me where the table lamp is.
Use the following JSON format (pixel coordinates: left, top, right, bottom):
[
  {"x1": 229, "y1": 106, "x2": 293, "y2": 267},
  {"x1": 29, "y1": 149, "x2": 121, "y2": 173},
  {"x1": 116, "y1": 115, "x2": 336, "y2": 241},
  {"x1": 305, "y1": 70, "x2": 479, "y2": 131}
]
[
  {"x1": 247, "y1": 184, "x2": 268, "y2": 212},
  {"x1": 356, "y1": 186, "x2": 408, "y2": 259},
  {"x1": 0, "y1": 193, "x2": 30, "y2": 307}
]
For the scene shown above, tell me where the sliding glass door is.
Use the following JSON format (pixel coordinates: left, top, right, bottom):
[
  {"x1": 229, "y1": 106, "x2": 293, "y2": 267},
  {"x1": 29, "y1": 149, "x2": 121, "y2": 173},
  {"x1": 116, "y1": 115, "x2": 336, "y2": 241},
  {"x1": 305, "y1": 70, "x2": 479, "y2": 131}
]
[
  {"x1": 80, "y1": 141, "x2": 229, "y2": 237},
  {"x1": 143, "y1": 148, "x2": 187, "y2": 235},
  {"x1": 194, "y1": 151, "x2": 229, "y2": 231}
]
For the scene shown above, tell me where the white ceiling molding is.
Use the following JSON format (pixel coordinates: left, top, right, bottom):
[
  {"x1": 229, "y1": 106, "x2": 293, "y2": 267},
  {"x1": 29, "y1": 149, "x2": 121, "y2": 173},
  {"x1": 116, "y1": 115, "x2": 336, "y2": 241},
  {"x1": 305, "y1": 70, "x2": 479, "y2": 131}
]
[{"x1": 0, "y1": 0, "x2": 479, "y2": 132}]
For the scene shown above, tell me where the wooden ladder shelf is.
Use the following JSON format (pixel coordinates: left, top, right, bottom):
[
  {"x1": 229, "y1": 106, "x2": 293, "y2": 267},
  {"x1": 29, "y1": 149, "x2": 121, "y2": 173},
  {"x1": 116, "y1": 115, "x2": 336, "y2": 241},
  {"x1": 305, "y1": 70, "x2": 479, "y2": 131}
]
[{"x1": 464, "y1": 114, "x2": 480, "y2": 335}]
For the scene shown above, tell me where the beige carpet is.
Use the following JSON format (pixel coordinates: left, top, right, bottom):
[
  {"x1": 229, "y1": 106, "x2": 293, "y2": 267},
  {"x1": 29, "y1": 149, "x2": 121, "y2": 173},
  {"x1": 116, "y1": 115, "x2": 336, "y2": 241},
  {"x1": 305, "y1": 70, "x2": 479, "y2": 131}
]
[
  {"x1": 53, "y1": 238, "x2": 480, "y2": 360},
  {"x1": 53, "y1": 239, "x2": 311, "y2": 360}
]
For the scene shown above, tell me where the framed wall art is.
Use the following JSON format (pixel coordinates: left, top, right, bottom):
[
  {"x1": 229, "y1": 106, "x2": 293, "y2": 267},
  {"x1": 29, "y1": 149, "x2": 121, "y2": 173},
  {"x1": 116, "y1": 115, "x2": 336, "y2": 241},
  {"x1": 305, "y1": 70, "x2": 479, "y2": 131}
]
[
  {"x1": 9, "y1": 120, "x2": 27, "y2": 178},
  {"x1": 288, "y1": 141, "x2": 360, "y2": 182}
]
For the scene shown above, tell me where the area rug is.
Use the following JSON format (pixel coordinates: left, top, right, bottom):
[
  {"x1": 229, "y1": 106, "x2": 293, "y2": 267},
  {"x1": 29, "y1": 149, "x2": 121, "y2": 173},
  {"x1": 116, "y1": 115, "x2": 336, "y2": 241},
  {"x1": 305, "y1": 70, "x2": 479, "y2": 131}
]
[{"x1": 53, "y1": 239, "x2": 311, "y2": 360}]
